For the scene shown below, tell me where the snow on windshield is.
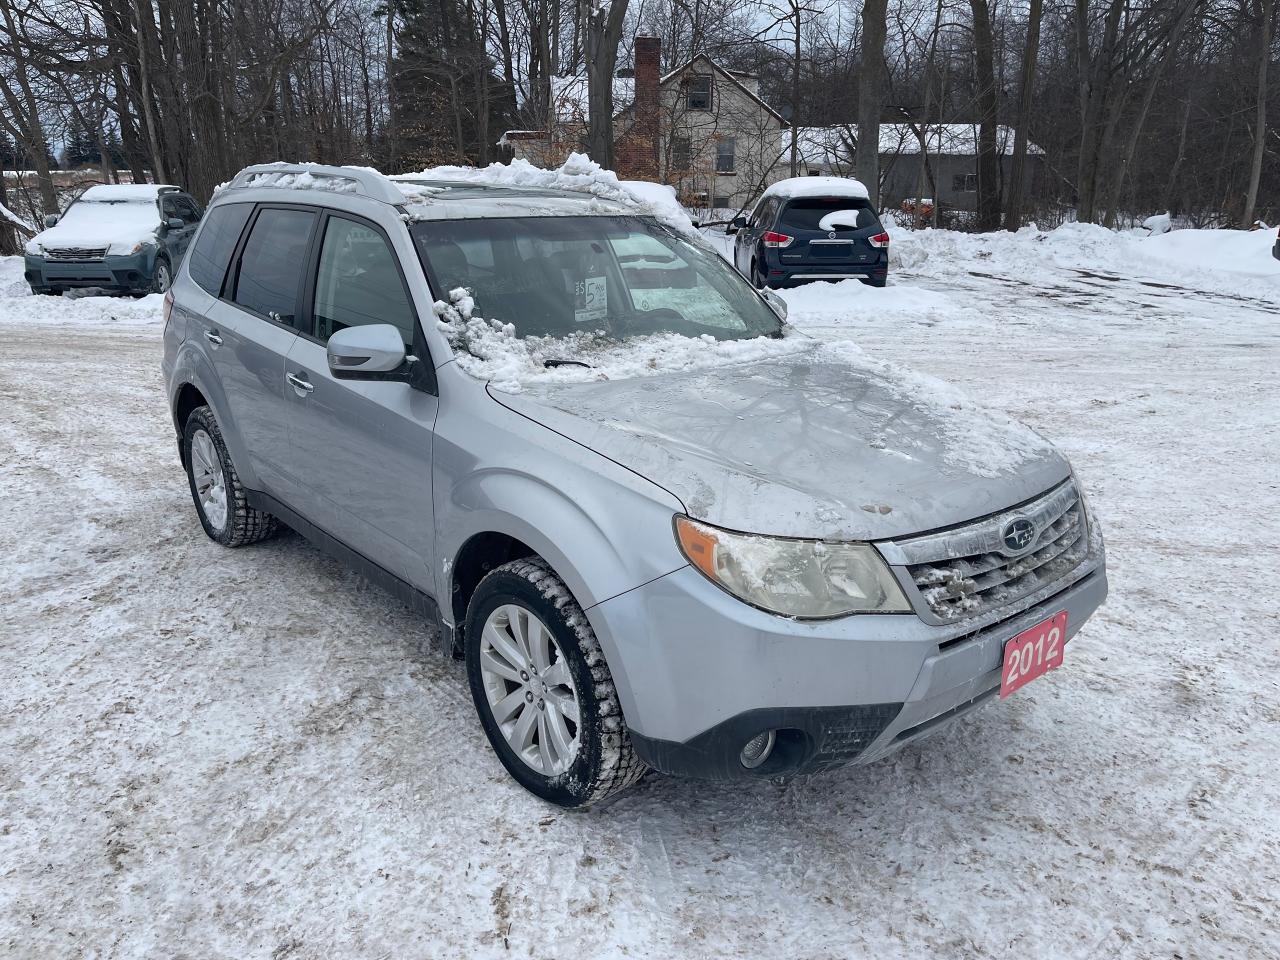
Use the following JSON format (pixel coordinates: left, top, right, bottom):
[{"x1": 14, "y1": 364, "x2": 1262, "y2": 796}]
[{"x1": 432, "y1": 288, "x2": 1052, "y2": 478}]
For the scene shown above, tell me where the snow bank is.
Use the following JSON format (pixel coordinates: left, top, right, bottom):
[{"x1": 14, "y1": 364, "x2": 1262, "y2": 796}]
[
  {"x1": 763, "y1": 176, "x2": 870, "y2": 201},
  {"x1": 1141, "y1": 227, "x2": 1279, "y2": 278},
  {"x1": 400, "y1": 153, "x2": 698, "y2": 235},
  {"x1": 0, "y1": 256, "x2": 163, "y2": 324}
]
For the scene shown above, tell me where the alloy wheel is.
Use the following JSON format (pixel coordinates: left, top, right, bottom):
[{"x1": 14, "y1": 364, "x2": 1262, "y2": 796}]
[
  {"x1": 479, "y1": 603, "x2": 581, "y2": 776},
  {"x1": 190, "y1": 429, "x2": 228, "y2": 531}
]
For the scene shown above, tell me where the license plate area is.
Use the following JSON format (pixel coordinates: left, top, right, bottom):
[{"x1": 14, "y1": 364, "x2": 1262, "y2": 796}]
[{"x1": 999, "y1": 611, "x2": 1068, "y2": 698}]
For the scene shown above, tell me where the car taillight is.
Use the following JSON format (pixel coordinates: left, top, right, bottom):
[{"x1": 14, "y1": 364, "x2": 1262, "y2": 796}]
[
  {"x1": 162, "y1": 289, "x2": 174, "y2": 326},
  {"x1": 868, "y1": 232, "x2": 890, "y2": 248},
  {"x1": 761, "y1": 231, "x2": 793, "y2": 248}
]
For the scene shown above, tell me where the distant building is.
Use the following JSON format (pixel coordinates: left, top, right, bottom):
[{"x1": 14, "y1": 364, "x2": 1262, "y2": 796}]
[
  {"x1": 502, "y1": 37, "x2": 787, "y2": 213},
  {"x1": 786, "y1": 124, "x2": 1045, "y2": 214},
  {"x1": 502, "y1": 46, "x2": 1042, "y2": 216}
]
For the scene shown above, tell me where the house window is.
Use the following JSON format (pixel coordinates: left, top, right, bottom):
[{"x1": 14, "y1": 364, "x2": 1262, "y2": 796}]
[
  {"x1": 686, "y1": 75, "x2": 712, "y2": 111},
  {"x1": 715, "y1": 138, "x2": 736, "y2": 173},
  {"x1": 712, "y1": 195, "x2": 732, "y2": 209},
  {"x1": 671, "y1": 135, "x2": 692, "y2": 173},
  {"x1": 952, "y1": 173, "x2": 978, "y2": 192}
]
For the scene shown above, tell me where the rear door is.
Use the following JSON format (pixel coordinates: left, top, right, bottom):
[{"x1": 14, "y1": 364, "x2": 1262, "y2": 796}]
[
  {"x1": 775, "y1": 197, "x2": 883, "y2": 270},
  {"x1": 283, "y1": 211, "x2": 438, "y2": 589},
  {"x1": 205, "y1": 204, "x2": 317, "y2": 500}
]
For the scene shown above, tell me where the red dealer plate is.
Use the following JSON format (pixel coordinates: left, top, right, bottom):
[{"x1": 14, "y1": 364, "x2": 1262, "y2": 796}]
[{"x1": 999, "y1": 611, "x2": 1068, "y2": 698}]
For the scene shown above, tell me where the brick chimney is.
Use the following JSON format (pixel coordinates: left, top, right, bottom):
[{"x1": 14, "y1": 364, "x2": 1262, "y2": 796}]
[{"x1": 631, "y1": 35, "x2": 661, "y2": 178}]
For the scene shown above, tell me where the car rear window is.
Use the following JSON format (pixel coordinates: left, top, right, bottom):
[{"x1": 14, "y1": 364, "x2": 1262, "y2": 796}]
[
  {"x1": 232, "y1": 208, "x2": 316, "y2": 323},
  {"x1": 188, "y1": 203, "x2": 252, "y2": 295},
  {"x1": 777, "y1": 198, "x2": 878, "y2": 231}
]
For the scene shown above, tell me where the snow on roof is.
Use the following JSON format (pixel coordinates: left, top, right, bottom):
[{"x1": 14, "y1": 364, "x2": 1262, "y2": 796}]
[
  {"x1": 395, "y1": 153, "x2": 698, "y2": 235},
  {"x1": 78, "y1": 184, "x2": 178, "y2": 202},
  {"x1": 763, "y1": 176, "x2": 870, "y2": 202},
  {"x1": 784, "y1": 125, "x2": 1044, "y2": 166}
]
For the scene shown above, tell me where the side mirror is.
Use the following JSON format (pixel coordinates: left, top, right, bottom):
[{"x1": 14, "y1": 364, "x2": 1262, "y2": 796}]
[
  {"x1": 165, "y1": 217, "x2": 185, "y2": 230},
  {"x1": 44, "y1": 214, "x2": 59, "y2": 228},
  {"x1": 762, "y1": 288, "x2": 788, "y2": 322},
  {"x1": 727, "y1": 215, "x2": 747, "y2": 234},
  {"x1": 327, "y1": 323, "x2": 412, "y2": 379}
]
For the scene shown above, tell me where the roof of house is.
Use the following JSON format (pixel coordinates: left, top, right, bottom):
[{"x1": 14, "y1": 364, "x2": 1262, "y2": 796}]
[
  {"x1": 785, "y1": 124, "x2": 1044, "y2": 164},
  {"x1": 549, "y1": 54, "x2": 787, "y2": 127}
]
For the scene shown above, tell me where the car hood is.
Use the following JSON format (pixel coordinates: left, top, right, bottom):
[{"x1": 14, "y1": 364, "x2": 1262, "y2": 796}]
[
  {"x1": 491, "y1": 354, "x2": 1070, "y2": 541},
  {"x1": 27, "y1": 203, "x2": 159, "y2": 255}
]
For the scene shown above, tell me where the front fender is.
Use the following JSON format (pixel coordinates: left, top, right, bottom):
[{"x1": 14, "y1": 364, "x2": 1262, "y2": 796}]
[{"x1": 438, "y1": 465, "x2": 685, "y2": 617}]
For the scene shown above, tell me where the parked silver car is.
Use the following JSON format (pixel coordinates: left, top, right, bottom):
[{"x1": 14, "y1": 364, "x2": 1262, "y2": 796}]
[{"x1": 162, "y1": 164, "x2": 1107, "y2": 807}]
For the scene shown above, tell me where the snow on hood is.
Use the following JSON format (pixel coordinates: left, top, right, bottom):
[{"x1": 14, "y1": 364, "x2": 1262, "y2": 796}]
[
  {"x1": 434, "y1": 290, "x2": 1063, "y2": 537},
  {"x1": 399, "y1": 153, "x2": 698, "y2": 236},
  {"x1": 27, "y1": 198, "x2": 160, "y2": 255}
]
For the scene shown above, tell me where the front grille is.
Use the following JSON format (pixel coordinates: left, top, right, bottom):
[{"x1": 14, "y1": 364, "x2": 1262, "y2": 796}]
[
  {"x1": 896, "y1": 480, "x2": 1088, "y2": 622},
  {"x1": 44, "y1": 246, "x2": 108, "y2": 262}
]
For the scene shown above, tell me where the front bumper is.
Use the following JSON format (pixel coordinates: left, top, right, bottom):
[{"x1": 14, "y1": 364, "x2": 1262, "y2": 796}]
[
  {"x1": 588, "y1": 548, "x2": 1106, "y2": 780},
  {"x1": 24, "y1": 251, "x2": 155, "y2": 292}
]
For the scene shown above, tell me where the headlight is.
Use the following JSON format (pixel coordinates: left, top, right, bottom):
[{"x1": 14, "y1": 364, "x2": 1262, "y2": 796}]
[
  {"x1": 674, "y1": 515, "x2": 911, "y2": 618},
  {"x1": 108, "y1": 241, "x2": 147, "y2": 256}
]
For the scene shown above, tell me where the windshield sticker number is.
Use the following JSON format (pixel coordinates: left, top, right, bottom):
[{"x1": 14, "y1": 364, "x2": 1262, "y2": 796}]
[{"x1": 574, "y1": 276, "x2": 607, "y2": 323}]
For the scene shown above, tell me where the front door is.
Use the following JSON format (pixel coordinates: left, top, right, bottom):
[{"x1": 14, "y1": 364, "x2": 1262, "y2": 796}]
[
  {"x1": 283, "y1": 212, "x2": 437, "y2": 591},
  {"x1": 206, "y1": 205, "x2": 317, "y2": 500}
]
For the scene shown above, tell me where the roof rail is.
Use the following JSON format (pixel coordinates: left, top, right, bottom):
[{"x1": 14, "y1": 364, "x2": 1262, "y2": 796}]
[{"x1": 226, "y1": 163, "x2": 404, "y2": 205}]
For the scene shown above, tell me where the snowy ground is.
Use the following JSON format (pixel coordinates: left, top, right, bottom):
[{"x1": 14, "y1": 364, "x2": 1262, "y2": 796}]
[{"x1": 2, "y1": 226, "x2": 1279, "y2": 959}]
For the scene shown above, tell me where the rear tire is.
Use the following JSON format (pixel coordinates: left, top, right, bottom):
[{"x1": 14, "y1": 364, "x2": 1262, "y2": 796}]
[
  {"x1": 182, "y1": 405, "x2": 278, "y2": 547},
  {"x1": 751, "y1": 258, "x2": 769, "y2": 289},
  {"x1": 862, "y1": 275, "x2": 888, "y2": 289},
  {"x1": 465, "y1": 558, "x2": 646, "y2": 808}
]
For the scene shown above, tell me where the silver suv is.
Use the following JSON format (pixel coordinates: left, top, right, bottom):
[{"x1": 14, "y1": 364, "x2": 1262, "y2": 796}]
[{"x1": 162, "y1": 163, "x2": 1107, "y2": 807}]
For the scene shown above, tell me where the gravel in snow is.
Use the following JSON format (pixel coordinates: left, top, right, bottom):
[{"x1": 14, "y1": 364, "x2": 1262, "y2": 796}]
[{"x1": 1, "y1": 225, "x2": 1278, "y2": 959}]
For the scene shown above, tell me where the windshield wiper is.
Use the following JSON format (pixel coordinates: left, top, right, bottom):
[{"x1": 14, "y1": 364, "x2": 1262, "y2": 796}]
[{"x1": 543, "y1": 358, "x2": 593, "y2": 369}]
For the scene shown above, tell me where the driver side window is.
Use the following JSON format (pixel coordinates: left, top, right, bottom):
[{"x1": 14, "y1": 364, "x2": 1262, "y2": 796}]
[{"x1": 312, "y1": 216, "x2": 416, "y2": 346}]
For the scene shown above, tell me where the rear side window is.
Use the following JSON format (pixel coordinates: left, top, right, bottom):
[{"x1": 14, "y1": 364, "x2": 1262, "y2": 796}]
[
  {"x1": 188, "y1": 203, "x2": 252, "y2": 295},
  {"x1": 778, "y1": 198, "x2": 878, "y2": 231},
  {"x1": 312, "y1": 216, "x2": 416, "y2": 346},
  {"x1": 232, "y1": 208, "x2": 316, "y2": 324}
]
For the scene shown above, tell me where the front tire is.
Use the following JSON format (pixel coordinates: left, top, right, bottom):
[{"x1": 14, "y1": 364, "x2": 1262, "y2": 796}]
[
  {"x1": 152, "y1": 256, "x2": 172, "y2": 294},
  {"x1": 182, "y1": 405, "x2": 278, "y2": 547},
  {"x1": 465, "y1": 558, "x2": 646, "y2": 808}
]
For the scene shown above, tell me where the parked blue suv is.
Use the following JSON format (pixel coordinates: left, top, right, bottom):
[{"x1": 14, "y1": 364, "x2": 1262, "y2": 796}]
[
  {"x1": 24, "y1": 184, "x2": 202, "y2": 296},
  {"x1": 731, "y1": 177, "x2": 889, "y2": 289}
]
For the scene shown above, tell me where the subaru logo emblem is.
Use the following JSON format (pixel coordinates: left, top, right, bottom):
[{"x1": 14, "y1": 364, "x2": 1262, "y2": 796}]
[
  {"x1": 828, "y1": 231, "x2": 837, "y2": 239},
  {"x1": 1002, "y1": 518, "x2": 1037, "y2": 553}
]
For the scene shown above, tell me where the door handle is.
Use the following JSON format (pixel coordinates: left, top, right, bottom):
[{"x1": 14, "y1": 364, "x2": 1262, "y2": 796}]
[
  {"x1": 204, "y1": 329, "x2": 222, "y2": 345},
  {"x1": 286, "y1": 372, "x2": 314, "y2": 395}
]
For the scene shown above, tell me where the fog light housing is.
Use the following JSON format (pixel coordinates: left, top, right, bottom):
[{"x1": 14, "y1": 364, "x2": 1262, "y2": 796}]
[{"x1": 739, "y1": 730, "x2": 776, "y2": 769}]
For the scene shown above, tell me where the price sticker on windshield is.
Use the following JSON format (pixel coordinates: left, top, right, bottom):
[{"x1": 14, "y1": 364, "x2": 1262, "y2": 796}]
[{"x1": 574, "y1": 276, "x2": 607, "y2": 323}]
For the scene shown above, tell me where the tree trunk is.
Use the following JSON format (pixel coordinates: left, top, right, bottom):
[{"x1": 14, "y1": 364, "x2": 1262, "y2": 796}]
[
  {"x1": 970, "y1": 0, "x2": 1001, "y2": 231},
  {"x1": 583, "y1": 0, "x2": 629, "y2": 169},
  {"x1": 1005, "y1": 0, "x2": 1042, "y2": 230},
  {"x1": 1242, "y1": 0, "x2": 1275, "y2": 226},
  {"x1": 857, "y1": 0, "x2": 888, "y2": 207}
]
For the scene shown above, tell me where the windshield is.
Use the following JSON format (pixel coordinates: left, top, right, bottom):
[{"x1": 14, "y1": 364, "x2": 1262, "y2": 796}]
[
  {"x1": 411, "y1": 216, "x2": 782, "y2": 341},
  {"x1": 58, "y1": 198, "x2": 159, "y2": 230}
]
